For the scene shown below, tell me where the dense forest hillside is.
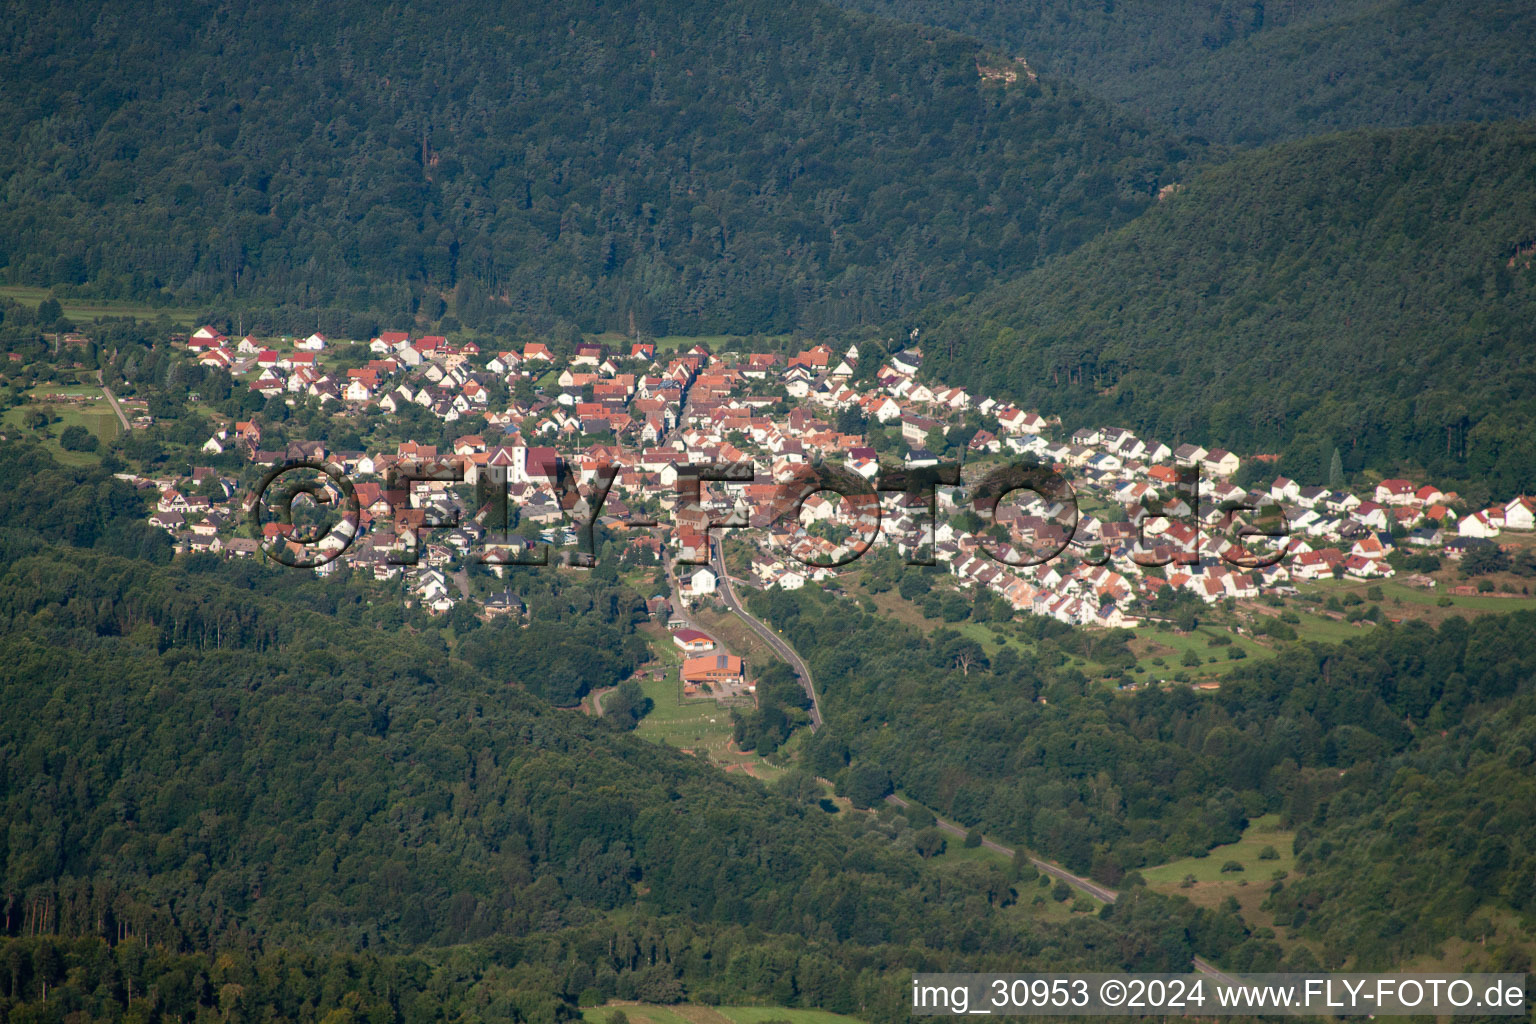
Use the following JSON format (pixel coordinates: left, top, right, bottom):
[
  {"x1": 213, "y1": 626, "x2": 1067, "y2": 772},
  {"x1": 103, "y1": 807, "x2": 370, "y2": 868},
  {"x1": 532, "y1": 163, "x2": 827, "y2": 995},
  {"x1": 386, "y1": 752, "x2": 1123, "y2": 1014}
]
[
  {"x1": 920, "y1": 120, "x2": 1536, "y2": 496},
  {"x1": 830, "y1": 0, "x2": 1536, "y2": 144},
  {"x1": 0, "y1": 0, "x2": 1186, "y2": 335},
  {"x1": 0, "y1": 443, "x2": 1268, "y2": 1021},
  {"x1": 749, "y1": 582, "x2": 1536, "y2": 971},
  {"x1": 1273, "y1": 690, "x2": 1536, "y2": 970}
]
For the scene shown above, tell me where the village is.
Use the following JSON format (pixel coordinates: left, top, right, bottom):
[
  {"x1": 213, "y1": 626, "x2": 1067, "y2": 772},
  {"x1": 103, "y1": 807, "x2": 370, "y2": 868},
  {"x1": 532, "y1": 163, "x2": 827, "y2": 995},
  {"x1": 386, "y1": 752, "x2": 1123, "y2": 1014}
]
[{"x1": 121, "y1": 324, "x2": 1536, "y2": 698}]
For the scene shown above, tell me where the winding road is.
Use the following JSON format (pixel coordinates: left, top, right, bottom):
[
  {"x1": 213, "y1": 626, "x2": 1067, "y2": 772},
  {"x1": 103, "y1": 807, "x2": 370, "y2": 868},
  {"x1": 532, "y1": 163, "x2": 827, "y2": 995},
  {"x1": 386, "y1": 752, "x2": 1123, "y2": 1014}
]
[
  {"x1": 697, "y1": 539, "x2": 1232, "y2": 980},
  {"x1": 883, "y1": 794, "x2": 1237, "y2": 980},
  {"x1": 709, "y1": 538, "x2": 824, "y2": 730},
  {"x1": 883, "y1": 794, "x2": 1119, "y2": 903},
  {"x1": 661, "y1": 388, "x2": 1237, "y2": 975}
]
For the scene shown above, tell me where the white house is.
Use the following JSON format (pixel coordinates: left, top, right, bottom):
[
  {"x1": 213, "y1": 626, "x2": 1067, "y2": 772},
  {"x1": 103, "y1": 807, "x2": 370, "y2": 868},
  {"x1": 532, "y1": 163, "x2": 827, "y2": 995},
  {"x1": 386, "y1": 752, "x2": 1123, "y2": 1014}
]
[
  {"x1": 1458, "y1": 510, "x2": 1501, "y2": 539},
  {"x1": 686, "y1": 566, "x2": 717, "y2": 597},
  {"x1": 1504, "y1": 496, "x2": 1536, "y2": 530}
]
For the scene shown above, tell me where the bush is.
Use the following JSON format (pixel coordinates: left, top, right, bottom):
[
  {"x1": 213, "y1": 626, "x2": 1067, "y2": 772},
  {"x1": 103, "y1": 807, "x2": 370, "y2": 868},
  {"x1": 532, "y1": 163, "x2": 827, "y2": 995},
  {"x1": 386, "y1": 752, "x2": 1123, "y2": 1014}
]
[
  {"x1": 1259, "y1": 845, "x2": 1280, "y2": 860},
  {"x1": 963, "y1": 827, "x2": 983, "y2": 848},
  {"x1": 1051, "y1": 880, "x2": 1071, "y2": 902},
  {"x1": 1220, "y1": 860, "x2": 1244, "y2": 873}
]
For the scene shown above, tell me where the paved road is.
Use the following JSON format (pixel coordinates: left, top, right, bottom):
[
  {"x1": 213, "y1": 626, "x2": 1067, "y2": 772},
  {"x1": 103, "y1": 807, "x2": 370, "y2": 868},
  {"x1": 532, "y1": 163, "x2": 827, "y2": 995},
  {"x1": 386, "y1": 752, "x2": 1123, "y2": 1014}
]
[
  {"x1": 883, "y1": 795, "x2": 1246, "y2": 978},
  {"x1": 98, "y1": 372, "x2": 131, "y2": 433},
  {"x1": 1190, "y1": 955, "x2": 1243, "y2": 985},
  {"x1": 883, "y1": 794, "x2": 1118, "y2": 902},
  {"x1": 709, "y1": 539, "x2": 824, "y2": 730}
]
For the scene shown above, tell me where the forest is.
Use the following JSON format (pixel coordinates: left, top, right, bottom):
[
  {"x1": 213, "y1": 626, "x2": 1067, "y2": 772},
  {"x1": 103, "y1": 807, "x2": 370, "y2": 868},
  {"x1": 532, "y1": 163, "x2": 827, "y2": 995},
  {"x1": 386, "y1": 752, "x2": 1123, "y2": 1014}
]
[
  {"x1": 746, "y1": 582, "x2": 1536, "y2": 970},
  {"x1": 4, "y1": 0, "x2": 1536, "y2": 1017},
  {"x1": 0, "y1": 442, "x2": 1279, "y2": 1023},
  {"x1": 0, "y1": 0, "x2": 1182, "y2": 336},
  {"x1": 830, "y1": 0, "x2": 1536, "y2": 144},
  {"x1": 920, "y1": 120, "x2": 1536, "y2": 496}
]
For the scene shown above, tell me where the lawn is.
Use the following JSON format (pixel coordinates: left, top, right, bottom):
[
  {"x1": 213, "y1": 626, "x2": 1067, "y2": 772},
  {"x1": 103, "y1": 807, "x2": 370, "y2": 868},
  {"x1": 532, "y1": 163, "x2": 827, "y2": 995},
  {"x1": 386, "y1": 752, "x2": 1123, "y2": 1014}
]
[
  {"x1": 694, "y1": 606, "x2": 782, "y2": 675},
  {"x1": 1125, "y1": 624, "x2": 1273, "y2": 683},
  {"x1": 1141, "y1": 814, "x2": 1295, "y2": 890},
  {"x1": 3, "y1": 386, "x2": 122, "y2": 465},
  {"x1": 0, "y1": 285, "x2": 202, "y2": 325},
  {"x1": 1138, "y1": 814, "x2": 1323, "y2": 957}
]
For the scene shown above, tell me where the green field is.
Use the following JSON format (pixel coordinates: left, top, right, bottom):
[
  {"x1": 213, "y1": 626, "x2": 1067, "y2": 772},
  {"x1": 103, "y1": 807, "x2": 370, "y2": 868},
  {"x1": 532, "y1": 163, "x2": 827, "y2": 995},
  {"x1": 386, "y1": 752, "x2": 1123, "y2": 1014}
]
[
  {"x1": 0, "y1": 285, "x2": 202, "y2": 326},
  {"x1": 1141, "y1": 813, "x2": 1295, "y2": 889},
  {"x1": 2, "y1": 386, "x2": 122, "y2": 465},
  {"x1": 1126, "y1": 624, "x2": 1273, "y2": 682},
  {"x1": 1309, "y1": 576, "x2": 1536, "y2": 617},
  {"x1": 582, "y1": 1004, "x2": 863, "y2": 1024}
]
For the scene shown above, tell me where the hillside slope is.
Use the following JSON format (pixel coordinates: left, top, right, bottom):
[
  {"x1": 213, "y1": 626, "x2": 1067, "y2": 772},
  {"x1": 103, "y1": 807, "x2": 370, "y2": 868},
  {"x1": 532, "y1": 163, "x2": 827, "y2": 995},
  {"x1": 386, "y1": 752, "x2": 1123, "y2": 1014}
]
[
  {"x1": 831, "y1": 0, "x2": 1536, "y2": 145},
  {"x1": 0, "y1": 444, "x2": 1255, "y2": 1020},
  {"x1": 0, "y1": 0, "x2": 1183, "y2": 335},
  {"x1": 921, "y1": 120, "x2": 1536, "y2": 496}
]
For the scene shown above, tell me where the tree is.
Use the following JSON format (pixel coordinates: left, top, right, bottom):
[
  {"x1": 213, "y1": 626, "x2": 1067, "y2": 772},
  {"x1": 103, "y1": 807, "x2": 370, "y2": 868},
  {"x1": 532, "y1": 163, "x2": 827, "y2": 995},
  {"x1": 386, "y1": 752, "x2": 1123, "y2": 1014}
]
[
  {"x1": 1461, "y1": 541, "x2": 1510, "y2": 576},
  {"x1": 1327, "y1": 447, "x2": 1345, "y2": 489},
  {"x1": 604, "y1": 680, "x2": 653, "y2": 730},
  {"x1": 840, "y1": 764, "x2": 892, "y2": 809},
  {"x1": 59, "y1": 425, "x2": 98, "y2": 451},
  {"x1": 913, "y1": 828, "x2": 947, "y2": 859}
]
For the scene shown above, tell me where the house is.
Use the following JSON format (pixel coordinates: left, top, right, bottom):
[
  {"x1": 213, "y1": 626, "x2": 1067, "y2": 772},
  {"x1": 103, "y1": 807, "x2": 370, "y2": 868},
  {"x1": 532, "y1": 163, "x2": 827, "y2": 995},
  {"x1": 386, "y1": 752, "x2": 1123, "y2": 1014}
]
[
  {"x1": 890, "y1": 350, "x2": 921, "y2": 376},
  {"x1": 483, "y1": 591, "x2": 526, "y2": 618},
  {"x1": 1343, "y1": 554, "x2": 1392, "y2": 579},
  {"x1": 868, "y1": 396, "x2": 903, "y2": 423},
  {"x1": 684, "y1": 566, "x2": 717, "y2": 596},
  {"x1": 681, "y1": 653, "x2": 745, "y2": 688},
  {"x1": 1376, "y1": 479, "x2": 1417, "y2": 506},
  {"x1": 1504, "y1": 496, "x2": 1536, "y2": 530},
  {"x1": 901, "y1": 414, "x2": 940, "y2": 447},
  {"x1": 1350, "y1": 535, "x2": 1389, "y2": 560},
  {"x1": 1171, "y1": 443, "x2": 1207, "y2": 467},
  {"x1": 1201, "y1": 448, "x2": 1239, "y2": 477},
  {"x1": 1458, "y1": 510, "x2": 1501, "y2": 539},
  {"x1": 671, "y1": 628, "x2": 716, "y2": 654},
  {"x1": 487, "y1": 351, "x2": 522, "y2": 375},
  {"x1": 297, "y1": 332, "x2": 327, "y2": 351}
]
